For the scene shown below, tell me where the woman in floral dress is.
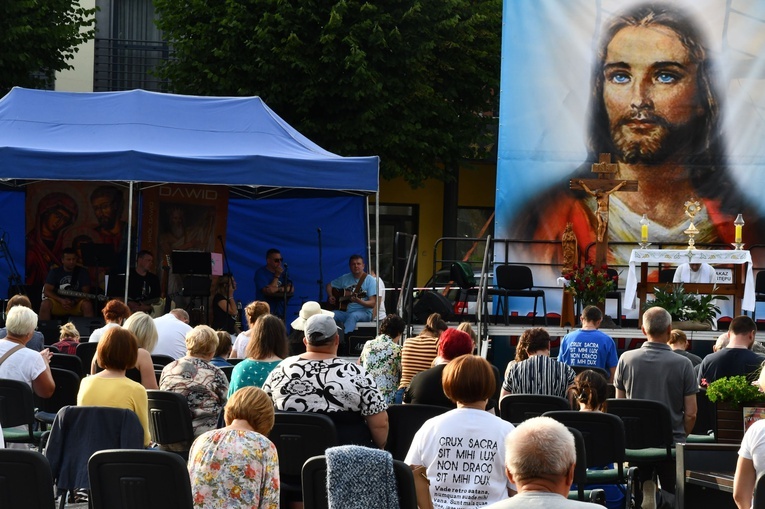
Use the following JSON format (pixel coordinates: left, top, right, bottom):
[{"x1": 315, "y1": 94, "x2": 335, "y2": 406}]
[
  {"x1": 188, "y1": 386, "x2": 279, "y2": 508},
  {"x1": 359, "y1": 314, "x2": 405, "y2": 404}
]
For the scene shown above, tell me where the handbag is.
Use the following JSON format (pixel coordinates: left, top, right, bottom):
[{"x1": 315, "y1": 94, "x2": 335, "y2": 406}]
[{"x1": 409, "y1": 464, "x2": 435, "y2": 509}]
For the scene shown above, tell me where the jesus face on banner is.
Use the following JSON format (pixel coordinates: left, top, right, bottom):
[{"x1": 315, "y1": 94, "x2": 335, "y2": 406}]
[{"x1": 496, "y1": 1, "x2": 765, "y2": 311}]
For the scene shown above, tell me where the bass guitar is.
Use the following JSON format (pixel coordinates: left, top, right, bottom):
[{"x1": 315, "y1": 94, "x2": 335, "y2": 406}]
[{"x1": 327, "y1": 288, "x2": 368, "y2": 312}]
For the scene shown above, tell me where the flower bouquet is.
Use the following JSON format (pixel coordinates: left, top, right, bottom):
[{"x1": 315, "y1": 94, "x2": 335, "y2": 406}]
[{"x1": 562, "y1": 263, "x2": 616, "y2": 307}]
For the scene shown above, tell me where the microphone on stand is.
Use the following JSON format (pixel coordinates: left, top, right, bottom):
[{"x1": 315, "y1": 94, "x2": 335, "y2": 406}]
[{"x1": 283, "y1": 262, "x2": 289, "y2": 270}]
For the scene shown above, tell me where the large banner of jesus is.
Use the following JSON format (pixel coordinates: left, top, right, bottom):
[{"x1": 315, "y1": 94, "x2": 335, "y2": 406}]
[{"x1": 496, "y1": 0, "x2": 765, "y2": 315}]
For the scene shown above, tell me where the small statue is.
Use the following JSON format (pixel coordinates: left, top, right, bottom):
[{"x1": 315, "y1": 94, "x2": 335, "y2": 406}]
[{"x1": 561, "y1": 222, "x2": 577, "y2": 274}]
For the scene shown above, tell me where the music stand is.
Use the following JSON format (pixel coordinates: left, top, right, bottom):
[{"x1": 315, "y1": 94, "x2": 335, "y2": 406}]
[
  {"x1": 171, "y1": 251, "x2": 212, "y2": 275},
  {"x1": 171, "y1": 251, "x2": 211, "y2": 326},
  {"x1": 81, "y1": 243, "x2": 115, "y2": 269}
]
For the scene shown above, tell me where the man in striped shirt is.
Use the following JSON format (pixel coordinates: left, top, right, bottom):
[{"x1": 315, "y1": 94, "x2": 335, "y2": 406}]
[{"x1": 501, "y1": 328, "x2": 575, "y2": 399}]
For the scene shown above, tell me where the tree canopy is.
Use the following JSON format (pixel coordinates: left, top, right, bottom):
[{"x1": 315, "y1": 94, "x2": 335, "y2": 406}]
[
  {"x1": 153, "y1": 0, "x2": 501, "y2": 186},
  {"x1": 0, "y1": 1, "x2": 96, "y2": 96}
]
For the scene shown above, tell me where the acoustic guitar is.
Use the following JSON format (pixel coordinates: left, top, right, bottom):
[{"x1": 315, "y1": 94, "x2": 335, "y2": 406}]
[{"x1": 327, "y1": 288, "x2": 368, "y2": 312}]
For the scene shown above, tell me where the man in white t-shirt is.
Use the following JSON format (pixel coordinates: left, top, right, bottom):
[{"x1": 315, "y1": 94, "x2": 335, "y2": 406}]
[{"x1": 152, "y1": 308, "x2": 192, "y2": 359}]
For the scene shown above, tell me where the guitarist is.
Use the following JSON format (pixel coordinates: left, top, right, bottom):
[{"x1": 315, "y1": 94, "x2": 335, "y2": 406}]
[
  {"x1": 39, "y1": 248, "x2": 95, "y2": 319},
  {"x1": 326, "y1": 254, "x2": 377, "y2": 335},
  {"x1": 127, "y1": 250, "x2": 161, "y2": 314}
]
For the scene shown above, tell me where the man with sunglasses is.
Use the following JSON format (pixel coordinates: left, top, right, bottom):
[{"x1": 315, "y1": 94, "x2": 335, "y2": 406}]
[{"x1": 254, "y1": 248, "x2": 293, "y2": 319}]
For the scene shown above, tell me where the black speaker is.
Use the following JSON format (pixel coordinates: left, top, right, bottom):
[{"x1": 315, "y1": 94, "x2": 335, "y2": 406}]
[{"x1": 412, "y1": 290, "x2": 453, "y2": 324}]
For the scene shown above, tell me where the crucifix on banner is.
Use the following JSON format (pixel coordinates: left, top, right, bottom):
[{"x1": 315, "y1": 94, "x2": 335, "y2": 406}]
[{"x1": 569, "y1": 153, "x2": 638, "y2": 267}]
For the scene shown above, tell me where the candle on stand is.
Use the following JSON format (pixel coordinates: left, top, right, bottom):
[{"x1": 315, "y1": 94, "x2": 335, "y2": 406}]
[
  {"x1": 734, "y1": 214, "x2": 745, "y2": 244},
  {"x1": 640, "y1": 214, "x2": 649, "y2": 242}
]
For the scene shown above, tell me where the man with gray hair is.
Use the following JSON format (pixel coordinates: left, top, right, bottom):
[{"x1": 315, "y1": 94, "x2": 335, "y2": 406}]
[
  {"x1": 0, "y1": 306, "x2": 55, "y2": 398},
  {"x1": 485, "y1": 416, "x2": 592, "y2": 508},
  {"x1": 614, "y1": 306, "x2": 698, "y2": 504}
]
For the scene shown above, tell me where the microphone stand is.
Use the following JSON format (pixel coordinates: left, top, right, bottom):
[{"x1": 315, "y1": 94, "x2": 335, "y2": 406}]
[
  {"x1": 282, "y1": 262, "x2": 290, "y2": 321},
  {"x1": 317, "y1": 228, "x2": 324, "y2": 302}
]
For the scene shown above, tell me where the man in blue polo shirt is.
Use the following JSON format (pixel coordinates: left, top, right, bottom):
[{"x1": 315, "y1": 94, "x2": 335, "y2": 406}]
[
  {"x1": 326, "y1": 254, "x2": 377, "y2": 334},
  {"x1": 558, "y1": 305, "x2": 618, "y2": 381}
]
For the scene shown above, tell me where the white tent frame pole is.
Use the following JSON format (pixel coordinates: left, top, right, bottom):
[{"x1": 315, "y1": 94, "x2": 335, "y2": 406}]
[{"x1": 122, "y1": 181, "x2": 134, "y2": 304}]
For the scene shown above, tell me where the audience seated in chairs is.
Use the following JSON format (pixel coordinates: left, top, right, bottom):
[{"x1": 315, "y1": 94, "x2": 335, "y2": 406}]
[
  {"x1": 228, "y1": 314, "x2": 289, "y2": 398},
  {"x1": 210, "y1": 330, "x2": 234, "y2": 368},
  {"x1": 122, "y1": 312, "x2": 160, "y2": 389},
  {"x1": 263, "y1": 314, "x2": 388, "y2": 448},
  {"x1": 77, "y1": 327, "x2": 151, "y2": 447},
  {"x1": 0, "y1": 305, "x2": 55, "y2": 400},
  {"x1": 501, "y1": 327, "x2": 576, "y2": 400},
  {"x1": 396, "y1": 312, "x2": 447, "y2": 403},
  {"x1": 483, "y1": 416, "x2": 588, "y2": 508},
  {"x1": 0, "y1": 294, "x2": 45, "y2": 351},
  {"x1": 159, "y1": 325, "x2": 229, "y2": 440},
  {"x1": 404, "y1": 328, "x2": 475, "y2": 408},
  {"x1": 570, "y1": 369, "x2": 625, "y2": 509},
  {"x1": 359, "y1": 314, "x2": 405, "y2": 405},
  {"x1": 51, "y1": 322, "x2": 80, "y2": 355},
  {"x1": 232, "y1": 300, "x2": 271, "y2": 358},
  {"x1": 188, "y1": 386, "x2": 279, "y2": 508},
  {"x1": 88, "y1": 299, "x2": 131, "y2": 344},
  {"x1": 405, "y1": 355, "x2": 516, "y2": 508}
]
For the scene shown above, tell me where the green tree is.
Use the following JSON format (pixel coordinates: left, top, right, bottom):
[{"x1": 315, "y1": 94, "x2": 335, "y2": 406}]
[
  {"x1": 0, "y1": 1, "x2": 96, "y2": 96},
  {"x1": 153, "y1": 0, "x2": 500, "y2": 186}
]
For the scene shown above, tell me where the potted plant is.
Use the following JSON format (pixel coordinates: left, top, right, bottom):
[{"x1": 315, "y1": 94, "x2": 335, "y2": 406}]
[
  {"x1": 704, "y1": 375, "x2": 765, "y2": 443},
  {"x1": 643, "y1": 283, "x2": 726, "y2": 330}
]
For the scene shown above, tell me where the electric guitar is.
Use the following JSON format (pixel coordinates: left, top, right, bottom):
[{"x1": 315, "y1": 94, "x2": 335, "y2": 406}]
[
  {"x1": 328, "y1": 288, "x2": 368, "y2": 312},
  {"x1": 57, "y1": 288, "x2": 109, "y2": 302}
]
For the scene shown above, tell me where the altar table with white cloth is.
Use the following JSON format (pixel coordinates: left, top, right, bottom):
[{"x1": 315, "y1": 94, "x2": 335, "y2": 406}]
[{"x1": 624, "y1": 249, "x2": 755, "y2": 316}]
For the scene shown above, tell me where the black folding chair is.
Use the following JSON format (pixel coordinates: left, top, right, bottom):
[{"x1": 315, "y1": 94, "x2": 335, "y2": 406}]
[
  {"x1": 269, "y1": 412, "x2": 338, "y2": 506},
  {"x1": 88, "y1": 449, "x2": 193, "y2": 509},
  {"x1": 302, "y1": 453, "x2": 417, "y2": 509},
  {"x1": 0, "y1": 449, "x2": 56, "y2": 509},
  {"x1": 146, "y1": 390, "x2": 195, "y2": 460},
  {"x1": 385, "y1": 404, "x2": 451, "y2": 461},
  {"x1": 488, "y1": 265, "x2": 547, "y2": 325},
  {"x1": 499, "y1": 394, "x2": 570, "y2": 425}
]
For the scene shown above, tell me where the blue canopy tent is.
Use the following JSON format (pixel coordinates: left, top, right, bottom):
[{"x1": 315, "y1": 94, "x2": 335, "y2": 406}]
[{"x1": 0, "y1": 87, "x2": 380, "y2": 323}]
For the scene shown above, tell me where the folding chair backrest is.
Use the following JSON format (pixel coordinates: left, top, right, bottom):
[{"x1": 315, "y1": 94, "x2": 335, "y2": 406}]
[
  {"x1": 146, "y1": 390, "x2": 195, "y2": 446},
  {"x1": 605, "y1": 398, "x2": 674, "y2": 451},
  {"x1": 35, "y1": 368, "x2": 81, "y2": 416},
  {"x1": 49, "y1": 354, "x2": 83, "y2": 379},
  {"x1": 543, "y1": 410, "x2": 626, "y2": 469},
  {"x1": 88, "y1": 449, "x2": 193, "y2": 509},
  {"x1": 499, "y1": 394, "x2": 571, "y2": 425},
  {"x1": 757, "y1": 271, "x2": 765, "y2": 294},
  {"x1": 385, "y1": 404, "x2": 451, "y2": 461},
  {"x1": 269, "y1": 412, "x2": 338, "y2": 478},
  {"x1": 75, "y1": 342, "x2": 98, "y2": 375},
  {"x1": 496, "y1": 265, "x2": 534, "y2": 291},
  {"x1": 0, "y1": 449, "x2": 55, "y2": 509},
  {"x1": 0, "y1": 378, "x2": 36, "y2": 428}
]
